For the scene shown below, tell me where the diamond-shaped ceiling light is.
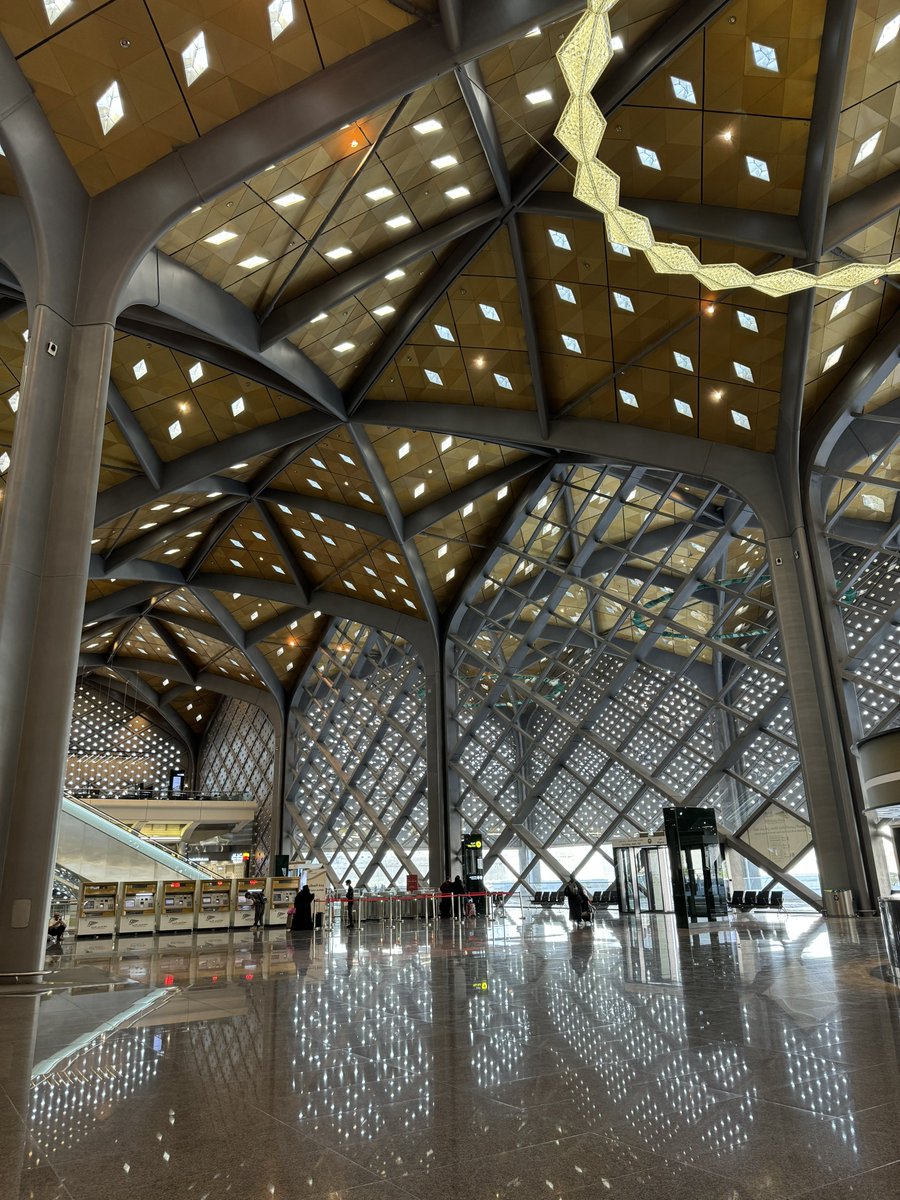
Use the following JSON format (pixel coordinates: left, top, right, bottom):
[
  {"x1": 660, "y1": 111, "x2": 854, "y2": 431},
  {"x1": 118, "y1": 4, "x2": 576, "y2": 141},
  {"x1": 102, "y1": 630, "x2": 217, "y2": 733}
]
[
  {"x1": 268, "y1": 0, "x2": 294, "y2": 40},
  {"x1": 182, "y1": 33, "x2": 209, "y2": 86},
  {"x1": 96, "y1": 82, "x2": 124, "y2": 135}
]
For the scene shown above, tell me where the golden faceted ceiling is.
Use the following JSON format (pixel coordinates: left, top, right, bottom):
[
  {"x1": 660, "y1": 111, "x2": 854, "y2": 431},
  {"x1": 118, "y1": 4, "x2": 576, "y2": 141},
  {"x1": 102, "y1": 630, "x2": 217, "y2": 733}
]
[{"x1": 0, "y1": 0, "x2": 896, "y2": 737}]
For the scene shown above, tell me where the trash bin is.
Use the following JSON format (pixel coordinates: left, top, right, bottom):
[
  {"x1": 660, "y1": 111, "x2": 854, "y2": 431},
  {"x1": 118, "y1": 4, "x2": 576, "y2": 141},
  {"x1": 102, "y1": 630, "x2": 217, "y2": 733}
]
[{"x1": 824, "y1": 888, "x2": 855, "y2": 918}]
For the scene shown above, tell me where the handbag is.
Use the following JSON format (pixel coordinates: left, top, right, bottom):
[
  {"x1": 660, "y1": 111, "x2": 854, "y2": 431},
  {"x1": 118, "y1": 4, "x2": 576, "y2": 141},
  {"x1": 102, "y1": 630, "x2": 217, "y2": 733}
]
[{"x1": 287, "y1": 906, "x2": 295, "y2": 917}]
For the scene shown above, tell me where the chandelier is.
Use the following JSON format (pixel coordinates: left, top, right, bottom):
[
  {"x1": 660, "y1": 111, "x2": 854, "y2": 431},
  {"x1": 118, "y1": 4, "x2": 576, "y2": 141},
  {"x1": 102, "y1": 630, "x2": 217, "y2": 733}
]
[{"x1": 556, "y1": 0, "x2": 900, "y2": 297}]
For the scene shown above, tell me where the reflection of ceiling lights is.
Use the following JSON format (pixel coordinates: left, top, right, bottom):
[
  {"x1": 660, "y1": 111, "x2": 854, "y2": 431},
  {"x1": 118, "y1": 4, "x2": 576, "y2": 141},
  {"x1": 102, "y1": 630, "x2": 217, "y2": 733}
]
[{"x1": 557, "y1": 0, "x2": 900, "y2": 296}]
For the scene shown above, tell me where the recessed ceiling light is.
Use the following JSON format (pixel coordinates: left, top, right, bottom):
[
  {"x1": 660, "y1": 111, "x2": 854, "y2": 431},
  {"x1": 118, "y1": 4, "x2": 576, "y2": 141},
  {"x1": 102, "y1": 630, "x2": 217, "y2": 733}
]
[
  {"x1": 613, "y1": 291, "x2": 634, "y2": 312},
  {"x1": 431, "y1": 154, "x2": 458, "y2": 170},
  {"x1": 151, "y1": 503, "x2": 170, "y2": 511},
  {"x1": 373, "y1": 304, "x2": 395, "y2": 318},
  {"x1": 273, "y1": 192, "x2": 305, "y2": 210},
  {"x1": 497, "y1": 486, "x2": 509, "y2": 501},
  {"x1": 670, "y1": 76, "x2": 696, "y2": 103},
  {"x1": 737, "y1": 310, "x2": 758, "y2": 331},
  {"x1": 751, "y1": 42, "x2": 778, "y2": 71},
  {"x1": 733, "y1": 361, "x2": 754, "y2": 382},
  {"x1": 619, "y1": 389, "x2": 638, "y2": 408},
  {"x1": 438, "y1": 543, "x2": 448, "y2": 558},
  {"x1": 555, "y1": 283, "x2": 576, "y2": 304},
  {"x1": 385, "y1": 268, "x2": 405, "y2": 281},
  {"x1": 829, "y1": 292, "x2": 851, "y2": 319},
  {"x1": 445, "y1": 568, "x2": 456, "y2": 582},
  {"x1": 446, "y1": 185, "x2": 471, "y2": 200},
  {"x1": 494, "y1": 373, "x2": 512, "y2": 390},
  {"x1": 205, "y1": 228, "x2": 237, "y2": 246},
  {"x1": 182, "y1": 32, "x2": 209, "y2": 86},
  {"x1": 188, "y1": 362, "x2": 203, "y2": 383},
  {"x1": 309, "y1": 313, "x2": 327, "y2": 325},
  {"x1": 139, "y1": 522, "x2": 156, "y2": 531},
  {"x1": 440, "y1": 436, "x2": 453, "y2": 452},
  {"x1": 398, "y1": 441, "x2": 410, "y2": 459},
  {"x1": 636, "y1": 146, "x2": 660, "y2": 169},
  {"x1": 462, "y1": 502, "x2": 474, "y2": 517},
  {"x1": 526, "y1": 88, "x2": 553, "y2": 105},
  {"x1": 385, "y1": 214, "x2": 412, "y2": 229},
  {"x1": 424, "y1": 369, "x2": 444, "y2": 386},
  {"x1": 561, "y1": 334, "x2": 581, "y2": 353},
  {"x1": 239, "y1": 255, "x2": 268, "y2": 269},
  {"x1": 96, "y1": 81, "x2": 124, "y2": 135},
  {"x1": 824, "y1": 345, "x2": 844, "y2": 371},
  {"x1": 168, "y1": 420, "x2": 182, "y2": 440},
  {"x1": 133, "y1": 359, "x2": 147, "y2": 380},
  {"x1": 673, "y1": 398, "x2": 693, "y2": 418},
  {"x1": 673, "y1": 351, "x2": 693, "y2": 371},
  {"x1": 467, "y1": 454, "x2": 479, "y2": 470},
  {"x1": 876, "y1": 13, "x2": 900, "y2": 50},
  {"x1": 326, "y1": 246, "x2": 352, "y2": 260},
  {"x1": 549, "y1": 229, "x2": 571, "y2": 250},
  {"x1": 268, "y1": 0, "x2": 294, "y2": 39},
  {"x1": 366, "y1": 186, "x2": 394, "y2": 202},
  {"x1": 434, "y1": 323, "x2": 454, "y2": 341},
  {"x1": 413, "y1": 118, "x2": 443, "y2": 134},
  {"x1": 745, "y1": 156, "x2": 770, "y2": 181},
  {"x1": 731, "y1": 410, "x2": 751, "y2": 430},
  {"x1": 231, "y1": 396, "x2": 245, "y2": 416},
  {"x1": 413, "y1": 482, "x2": 426, "y2": 498},
  {"x1": 334, "y1": 341, "x2": 355, "y2": 353},
  {"x1": 43, "y1": 0, "x2": 72, "y2": 24},
  {"x1": 854, "y1": 130, "x2": 882, "y2": 166}
]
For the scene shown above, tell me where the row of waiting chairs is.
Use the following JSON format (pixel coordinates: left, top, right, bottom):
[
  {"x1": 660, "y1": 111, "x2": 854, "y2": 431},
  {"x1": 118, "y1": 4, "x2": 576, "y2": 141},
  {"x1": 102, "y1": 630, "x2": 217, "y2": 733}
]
[
  {"x1": 530, "y1": 886, "x2": 619, "y2": 908},
  {"x1": 729, "y1": 889, "x2": 784, "y2": 911}
]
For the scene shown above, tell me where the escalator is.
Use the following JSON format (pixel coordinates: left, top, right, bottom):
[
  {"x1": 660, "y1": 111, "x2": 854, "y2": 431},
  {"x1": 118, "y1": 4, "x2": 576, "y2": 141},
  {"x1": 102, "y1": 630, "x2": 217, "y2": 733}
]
[{"x1": 56, "y1": 796, "x2": 221, "y2": 882}]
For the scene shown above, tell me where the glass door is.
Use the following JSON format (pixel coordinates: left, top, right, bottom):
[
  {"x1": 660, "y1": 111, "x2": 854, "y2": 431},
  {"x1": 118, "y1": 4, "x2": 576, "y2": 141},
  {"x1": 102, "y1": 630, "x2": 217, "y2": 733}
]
[{"x1": 614, "y1": 847, "x2": 635, "y2": 914}]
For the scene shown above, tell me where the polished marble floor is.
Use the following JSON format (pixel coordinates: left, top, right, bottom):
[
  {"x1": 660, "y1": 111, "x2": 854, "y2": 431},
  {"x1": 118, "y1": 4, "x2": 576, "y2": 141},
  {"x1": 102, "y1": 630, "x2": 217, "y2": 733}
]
[{"x1": 2, "y1": 909, "x2": 900, "y2": 1199}]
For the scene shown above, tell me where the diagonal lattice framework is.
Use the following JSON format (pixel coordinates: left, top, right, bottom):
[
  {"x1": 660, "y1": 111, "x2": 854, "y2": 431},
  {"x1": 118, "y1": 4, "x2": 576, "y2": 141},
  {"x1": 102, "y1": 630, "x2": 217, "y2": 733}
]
[
  {"x1": 448, "y1": 463, "x2": 815, "y2": 900},
  {"x1": 283, "y1": 620, "x2": 429, "y2": 887}
]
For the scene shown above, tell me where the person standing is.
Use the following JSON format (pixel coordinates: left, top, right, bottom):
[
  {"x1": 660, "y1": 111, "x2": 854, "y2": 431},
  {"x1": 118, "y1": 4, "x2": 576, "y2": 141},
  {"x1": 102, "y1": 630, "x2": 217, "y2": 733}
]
[
  {"x1": 563, "y1": 877, "x2": 583, "y2": 927},
  {"x1": 345, "y1": 879, "x2": 355, "y2": 928},
  {"x1": 452, "y1": 874, "x2": 465, "y2": 921},
  {"x1": 439, "y1": 877, "x2": 453, "y2": 919},
  {"x1": 247, "y1": 889, "x2": 266, "y2": 928},
  {"x1": 291, "y1": 884, "x2": 314, "y2": 931}
]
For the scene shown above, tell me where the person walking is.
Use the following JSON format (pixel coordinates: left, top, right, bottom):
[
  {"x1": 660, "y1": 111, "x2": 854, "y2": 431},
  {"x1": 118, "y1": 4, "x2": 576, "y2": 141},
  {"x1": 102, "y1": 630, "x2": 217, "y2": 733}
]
[
  {"x1": 563, "y1": 877, "x2": 584, "y2": 927},
  {"x1": 291, "y1": 883, "x2": 314, "y2": 931},
  {"x1": 345, "y1": 879, "x2": 355, "y2": 928}
]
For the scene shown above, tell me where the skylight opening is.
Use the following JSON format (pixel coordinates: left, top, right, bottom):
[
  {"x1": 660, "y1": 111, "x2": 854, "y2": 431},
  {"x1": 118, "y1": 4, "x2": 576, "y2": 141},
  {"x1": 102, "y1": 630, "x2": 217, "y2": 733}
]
[
  {"x1": 445, "y1": 185, "x2": 471, "y2": 200},
  {"x1": 751, "y1": 42, "x2": 779, "y2": 71},
  {"x1": 366, "y1": 186, "x2": 393, "y2": 202},
  {"x1": 373, "y1": 304, "x2": 395, "y2": 317},
  {"x1": 670, "y1": 76, "x2": 696, "y2": 103},
  {"x1": 398, "y1": 441, "x2": 410, "y2": 459},
  {"x1": 205, "y1": 229, "x2": 237, "y2": 246},
  {"x1": 737, "y1": 311, "x2": 758, "y2": 332},
  {"x1": 876, "y1": 13, "x2": 900, "y2": 50},
  {"x1": 182, "y1": 32, "x2": 209, "y2": 86},
  {"x1": 497, "y1": 485, "x2": 509, "y2": 501},
  {"x1": 413, "y1": 118, "x2": 442, "y2": 134},
  {"x1": 467, "y1": 454, "x2": 479, "y2": 470},
  {"x1": 310, "y1": 312, "x2": 327, "y2": 324},
  {"x1": 231, "y1": 396, "x2": 245, "y2": 416},
  {"x1": 413, "y1": 482, "x2": 426, "y2": 498},
  {"x1": 619, "y1": 389, "x2": 638, "y2": 408},
  {"x1": 745, "y1": 156, "x2": 770, "y2": 181},
  {"x1": 733, "y1": 362, "x2": 754, "y2": 382},
  {"x1": 854, "y1": 130, "x2": 882, "y2": 166},
  {"x1": 303, "y1": 551, "x2": 316, "y2": 561},
  {"x1": 273, "y1": 191, "x2": 305, "y2": 207},
  {"x1": 431, "y1": 155, "x2": 458, "y2": 170},
  {"x1": 404, "y1": 599, "x2": 416, "y2": 609},
  {"x1": 306, "y1": 478, "x2": 323, "y2": 490},
  {"x1": 440, "y1": 436, "x2": 453, "y2": 452},
  {"x1": 359, "y1": 491, "x2": 374, "y2": 503},
  {"x1": 310, "y1": 456, "x2": 325, "y2": 469},
  {"x1": 613, "y1": 291, "x2": 634, "y2": 312},
  {"x1": 480, "y1": 303, "x2": 500, "y2": 321},
  {"x1": 339, "y1": 453, "x2": 355, "y2": 465},
  {"x1": 278, "y1": 503, "x2": 290, "y2": 514},
  {"x1": 823, "y1": 345, "x2": 844, "y2": 371},
  {"x1": 446, "y1": 568, "x2": 456, "y2": 582},
  {"x1": 43, "y1": 0, "x2": 73, "y2": 24},
  {"x1": 555, "y1": 283, "x2": 576, "y2": 304},
  {"x1": 252, "y1": 530, "x2": 266, "y2": 541},
  {"x1": 610, "y1": 241, "x2": 631, "y2": 256},
  {"x1": 526, "y1": 88, "x2": 553, "y2": 105},
  {"x1": 673, "y1": 399, "x2": 693, "y2": 418},
  {"x1": 549, "y1": 229, "x2": 571, "y2": 250},
  {"x1": 385, "y1": 268, "x2": 405, "y2": 281},
  {"x1": 673, "y1": 351, "x2": 693, "y2": 371},
  {"x1": 438, "y1": 543, "x2": 448, "y2": 558},
  {"x1": 230, "y1": 559, "x2": 242, "y2": 569},
  {"x1": 168, "y1": 420, "x2": 182, "y2": 440},
  {"x1": 334, "y1": 341, "x2": 355, "y2": 353},
  {"x1": 96, "y1": 81, "x2": 124, "y2": 135},
  {"x1": 863, "y1": 493, "x2": 886, "y2": 511},
  {"x1": 462, "y1": 502, "x2": 474, "y2": 517},
  {"x1": 326, "y1": 246, "x2": 352, "y2": 260},
  {"x1": 133, "y1": 359, "x2": 147, "y2": 380},
  {"x1": 238, "y1": 255, "x2": 268, "y2": 269},
  {"x1": 830, "y1": 292, "x2": 851, "y2": 319},
  {"x1": 561, "y1": 334, "x2": 581, "y2": 353},
  {"x1": 424, "y1": 369, "x2": 444, "y2": 386},
  {"x1": 385, "y1": 214, "x2": 412, "y2": 229},
  {"x1": 731, "y1": 410, "x2": 751, "y2": 430},
  {"x1": 636, "y1": 146, "x2": 661, "y2": 170},
  {"x1": 494, "y1": 373, "x2": 512, "y2": 390},
  {"x1": 434, "y1": 323, "x2": 454, "y2": 341},
  {"x1": 610, "y1": 34, "x2": 624, "y2": 51}
]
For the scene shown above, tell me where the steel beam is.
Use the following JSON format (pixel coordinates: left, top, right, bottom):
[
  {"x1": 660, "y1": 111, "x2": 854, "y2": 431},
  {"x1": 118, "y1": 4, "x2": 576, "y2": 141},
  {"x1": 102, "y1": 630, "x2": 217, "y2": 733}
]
[{"x1": 106, "y1": 382, "x2": 163, "y2": 490}]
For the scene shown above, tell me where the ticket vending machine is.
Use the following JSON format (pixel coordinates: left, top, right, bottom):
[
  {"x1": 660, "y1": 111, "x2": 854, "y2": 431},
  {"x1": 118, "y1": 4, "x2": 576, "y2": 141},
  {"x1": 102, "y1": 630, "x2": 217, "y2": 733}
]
[
  {"x1": 234, "y1": 879, "x2": 265, "y2": 928},
  {"x1": 77, "y1": 883, "x2": 119, "y2": 937},
  {"x1": 197, "y1": 878, "x2": 233, "y2": 930},
  {"x1": 159, "y1": 880, "x2": 198, "y2": 932},
  {"x1": 266, "y1": 877, "x2": 300, "y2": 926},
  {"x1": 462, "y1": 830, "x2": 487, "y2": 914},
  {"x1": 119, "y1": 882, "x2": 160, "y2": 934}
]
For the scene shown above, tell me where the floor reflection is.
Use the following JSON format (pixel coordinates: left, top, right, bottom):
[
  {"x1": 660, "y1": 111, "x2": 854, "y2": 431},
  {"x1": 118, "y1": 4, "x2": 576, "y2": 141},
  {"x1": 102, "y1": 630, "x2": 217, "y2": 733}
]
[{"x1": 1, "y1": 911, "x2": 899, "y2": 1198}]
